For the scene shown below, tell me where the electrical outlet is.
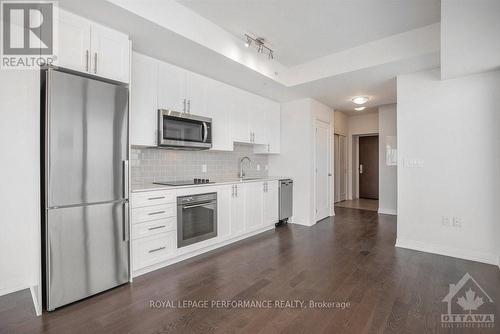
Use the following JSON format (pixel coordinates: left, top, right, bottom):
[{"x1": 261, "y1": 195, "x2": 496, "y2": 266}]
[
  {"x1": 452, "y1": 217, "x2": 463, "y2": 228},
  {"x1": 442, "y1": 216, "x2": 451, "y2": 226},
  {"x1": 257, "y1": 164, "x2": 260, "y2": 171},
  {"x1": 403, "y1": 159, "x2": 425, "y2": 168},
  {"x1": 202, "y1": 164, "x2": 207, "y2": 173}
]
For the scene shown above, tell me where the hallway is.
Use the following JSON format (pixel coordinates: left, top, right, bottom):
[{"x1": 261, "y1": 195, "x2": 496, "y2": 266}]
[{"x1": 335, "y1": 199, "x2": 379, "y2": 212}]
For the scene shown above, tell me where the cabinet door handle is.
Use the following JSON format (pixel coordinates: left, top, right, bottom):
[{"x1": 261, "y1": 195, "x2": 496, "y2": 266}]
[
  {"x1": 148, "y1": 196, "x2": 165, "y2": 200},
  {"x1": 187, "y1": 99, "x2": 191, "y2": 114},
  {"x1": 85, "y1": 50, "x2": 89, "y2": 72},
  {"x1": 148, "y1": 246, "x2": 166, "y2": 253},
  {"x1": 148, "y1": 210, "x2": 165, "y2": 216},
  {"x1": 235, "y1": 185, "x2": 238, "y2": 197},
  {"x1": 94, "y1": 52, "x2": 98, "y2": 74},
  {"x1": 183, "y1": 99, "x2": 186, "y2": 112},
  {"x1": 148, "y1": 225, "x2": 166, "y2": 231},
  {"x1": 231, "y1": 185, "x2": 235, "y2": 197}
]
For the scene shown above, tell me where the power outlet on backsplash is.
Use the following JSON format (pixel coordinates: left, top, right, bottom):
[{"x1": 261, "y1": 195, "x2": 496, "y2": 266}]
[{"x1": 131, "y1": 143, "x2": 269, "y2": 185}]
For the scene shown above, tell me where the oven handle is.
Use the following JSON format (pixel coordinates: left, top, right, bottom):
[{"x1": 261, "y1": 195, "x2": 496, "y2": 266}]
[
  {"x1": 202, "y1": 122, "x2": 208, "y2": 142},
  {"x1": 182, "y1": 201, "x2": 215, "y2": 209}
]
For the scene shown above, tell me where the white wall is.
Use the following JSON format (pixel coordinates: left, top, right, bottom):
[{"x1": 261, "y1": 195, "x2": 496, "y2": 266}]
[
  {"x1": 441, "y1": 0, "x2": 500, "y2": 79},
  {"x1": 378, "y1": 105, "x2": 397, "y2": 215},
  {"x1": 347, "y1": 113, "x2": 379, "y2": 199},
  {"x1": 396, "y1": 68, "x2": 500, "y2": 265},
  {"x1": 269, "y1": 99, "x2": 313, "y2": 226},
  {"x1": 269, "y1": 98, "x2": 333, "y2": 225},
  {"x1": 0, "y1": 70, "x2": 40, "y2": 296},
  {"x1": 334, "y1": 111, "x2": 348, "y2": 136}
]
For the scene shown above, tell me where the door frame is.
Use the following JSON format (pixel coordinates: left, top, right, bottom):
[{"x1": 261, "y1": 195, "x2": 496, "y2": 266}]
[
  {"x1": 314, "y1": 119, "x2": 332, "y2": 223},
  {"x1": 333, "y1": 133, "x2": 347, "y2": 203},
  {"x1": 352, "y1": 133, "x2": 378, "y2": 199}
]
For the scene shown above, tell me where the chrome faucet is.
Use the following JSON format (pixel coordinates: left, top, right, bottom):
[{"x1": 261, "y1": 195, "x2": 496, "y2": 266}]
[{"x1": 239, "y1": 156, "x2": 251, "y2": 179}]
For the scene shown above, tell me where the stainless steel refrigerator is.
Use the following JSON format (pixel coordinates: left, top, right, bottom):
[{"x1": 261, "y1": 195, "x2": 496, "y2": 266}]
[{"x1": 41, "y1": 68, "x2": 130, "y2": 311}]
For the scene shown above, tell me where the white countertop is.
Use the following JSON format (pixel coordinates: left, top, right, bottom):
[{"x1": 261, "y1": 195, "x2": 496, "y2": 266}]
[{"x1": 131, "y1": 176, "x2": 292, "y2": 193}]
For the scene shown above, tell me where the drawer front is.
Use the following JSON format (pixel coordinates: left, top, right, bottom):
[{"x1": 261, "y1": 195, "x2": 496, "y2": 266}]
[
  {"x1": 132, "y1": 204, "x2": 176, "y2": 223},
  {"x1": 132, "y1": 217, "x2": 176, "y2": 240},
  {"x1": 132, "y1": 232, "x2": 176, "y2": 270},
  {"x1": 131, "y1": 190, "x2": 176, "y2": 208}
]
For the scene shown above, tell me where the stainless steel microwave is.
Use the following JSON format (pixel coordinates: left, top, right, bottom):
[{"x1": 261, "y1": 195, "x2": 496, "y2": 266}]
[{"x1": 158, "y1": 110, "x2": 212, "y2": 150}]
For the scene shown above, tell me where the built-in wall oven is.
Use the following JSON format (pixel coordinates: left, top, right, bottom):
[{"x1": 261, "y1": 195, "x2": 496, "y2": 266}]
[
  {"x1": 177, "y1": 193, "x2": 217, "y2": 247},
  {"x1": 158, "y1": 110, "x2": 212, "y2": 149}
]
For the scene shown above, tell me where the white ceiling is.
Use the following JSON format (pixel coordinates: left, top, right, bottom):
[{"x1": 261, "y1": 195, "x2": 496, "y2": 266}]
[
  {"x1": 177, "y1": 0, "x2": 441, "y2": 67},
  {"x1": 294, "y1": 51, "x2": 440, "y2": 110}
]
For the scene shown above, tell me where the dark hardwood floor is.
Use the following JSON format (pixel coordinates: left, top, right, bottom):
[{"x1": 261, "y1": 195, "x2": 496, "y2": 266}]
[{"x1": 1, "y1": 207, "x2": 499, "y2": 334}]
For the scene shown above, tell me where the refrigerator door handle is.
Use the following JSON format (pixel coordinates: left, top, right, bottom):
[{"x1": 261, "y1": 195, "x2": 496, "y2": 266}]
[
  {"x1": 123, "y1": 200, "x2": 130, "y2": 242},
  {"x1": 123, "y1": 160, "x2": 129, "y2": 198}
]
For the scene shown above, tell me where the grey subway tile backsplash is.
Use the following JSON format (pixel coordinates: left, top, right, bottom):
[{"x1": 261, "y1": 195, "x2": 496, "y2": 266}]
[{"x1": 131, "y1": 143, "x2": 268, "y2": 187}]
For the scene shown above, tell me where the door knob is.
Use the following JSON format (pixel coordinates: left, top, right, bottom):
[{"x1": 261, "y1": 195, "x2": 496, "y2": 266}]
[{"x1": 359, "y1": 164, "x2": 364, "y2": 174}]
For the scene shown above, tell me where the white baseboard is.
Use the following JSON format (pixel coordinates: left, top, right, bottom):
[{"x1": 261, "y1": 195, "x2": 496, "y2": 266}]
[
  {"x1": 29, "y1": 285, "x2": 42, "y2": 316},
  {"x1": 378, "y1": 208, "x2": 397, "y2": 215},
  {"x1": 396, "y1": 238, "x2": 499, "y2": 266}
]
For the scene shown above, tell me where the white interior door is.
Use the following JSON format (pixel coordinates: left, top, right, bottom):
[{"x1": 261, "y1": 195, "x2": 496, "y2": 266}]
[
  {"x1": 339, "y1": 135, "x2": 347, "y2": 201},
  {"x1": 334, "y1": 134, "x2": 340, "y2": 203},
  {"x1": 315, "y1": 121, "x2": 330, "y2": 221}
]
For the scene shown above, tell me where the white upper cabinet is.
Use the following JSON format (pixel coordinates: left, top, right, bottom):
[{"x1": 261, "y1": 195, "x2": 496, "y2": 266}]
[
  {"x1": 249, "y1": 97, "x2": 268, "y2": 145},
  {"x1": 57, "y1": 10, "x2": 130, "y2": 83},
  {"x1": 206, "y1": 80, "x2": 233, "y2": 151},
  {"x1": 131, "y1": 53, "x2": 280, "y2": 152},
  {"x1": 254, "y1": 101, "x2": 280, "y2": 154},
  {"x1": 157, "y1": 65, "x2": 209, "y2": 116},
  {"x1": 229, "y1": 89, "x2": 251, "y2": 143},
  {"x1": 157, "y1": 62, "x2": 186, "y2": 113},
  {"x1": 131, "y1": 53, "x2": 158, "y2": 147},
  {"x1": 90, "y1": 24, "x2": 130, "y2": 83},
  {"x1": 56, "y1": 10, "x2": 91, "y2": 73},
  {"x1": 185, "y1": 71, "x2": 208, "y2": 116}
]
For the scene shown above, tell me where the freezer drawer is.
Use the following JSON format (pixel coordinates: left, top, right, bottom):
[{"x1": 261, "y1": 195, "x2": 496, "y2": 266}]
[
  {"x1": 45, "y1": 201, "x2": 129, "y2": 310},
  {"x1": 279, "y1": 179, "x2": 293, "y2": 220}
]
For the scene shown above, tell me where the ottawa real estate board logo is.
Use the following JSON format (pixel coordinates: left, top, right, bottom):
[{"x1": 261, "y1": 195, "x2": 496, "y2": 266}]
[
  {"x1": 1, "y1": 0, "x2": 58, "y2": 69},
  {"x1": 441, "y1": 273, "x2": 494, "y2": 329}
]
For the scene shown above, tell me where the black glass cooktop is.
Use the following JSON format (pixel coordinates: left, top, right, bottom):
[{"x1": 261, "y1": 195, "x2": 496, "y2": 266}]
[{"x1": 153, "y1": 179, "x2": 214, "y2": 186}]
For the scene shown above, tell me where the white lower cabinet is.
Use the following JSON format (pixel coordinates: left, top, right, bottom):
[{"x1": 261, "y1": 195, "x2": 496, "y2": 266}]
[
  {"x1": 132, "y1": 232, "x2": 176, "y2": 270},
  {"x1": 230, "y1": 184, "x2": 246, "y2": 237},
  {"x1": 244, "y1": 182, "x2": 264, "y2": 232},
  {"x1": 130, "y1": 181, "x2": 280, "y2": 276},
  {"x1": 217, "y1": 186, "x2": 232, "y2": 240},
  {"x1": 263, "y1": 181, "x2": 279, "y2": 226}
]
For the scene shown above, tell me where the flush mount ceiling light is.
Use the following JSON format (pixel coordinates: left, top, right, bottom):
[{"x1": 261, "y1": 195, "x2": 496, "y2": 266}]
[
  {"x1": 354, "y1": 106, "x2": 366, "y2": 111},
  {"x1": 244, "y1": 34, "x2": 275, "y2": 60},
  {"x1": 352, "y1": 96, "x2": 369, "y2": 105}
]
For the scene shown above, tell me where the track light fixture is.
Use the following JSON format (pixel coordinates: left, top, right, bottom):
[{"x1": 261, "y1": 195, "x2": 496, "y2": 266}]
[
  {"x1": 244, "y1": 34, "x2": 275, "y2": 60},
  {"x1": 244, "y1": 36, "x2": 252, "y2": 48}
]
